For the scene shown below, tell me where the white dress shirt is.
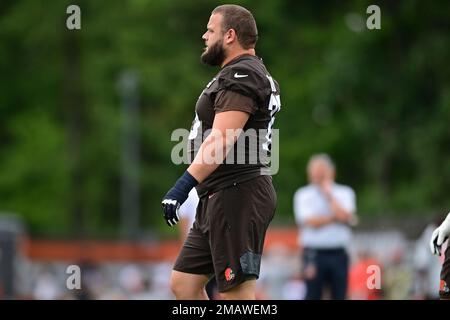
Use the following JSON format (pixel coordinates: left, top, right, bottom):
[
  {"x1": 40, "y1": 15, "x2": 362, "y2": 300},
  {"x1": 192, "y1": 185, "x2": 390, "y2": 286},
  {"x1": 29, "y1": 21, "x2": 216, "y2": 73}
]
[{"x1": 293, "y1": 183, "x2": 356, "y2": 250}]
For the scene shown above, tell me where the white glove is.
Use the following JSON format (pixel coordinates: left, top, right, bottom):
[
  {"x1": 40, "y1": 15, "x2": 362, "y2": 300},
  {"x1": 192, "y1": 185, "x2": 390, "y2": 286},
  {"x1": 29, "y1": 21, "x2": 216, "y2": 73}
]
[{"x1": 430, "y1": 212, "x2": 450, "y2": 255}]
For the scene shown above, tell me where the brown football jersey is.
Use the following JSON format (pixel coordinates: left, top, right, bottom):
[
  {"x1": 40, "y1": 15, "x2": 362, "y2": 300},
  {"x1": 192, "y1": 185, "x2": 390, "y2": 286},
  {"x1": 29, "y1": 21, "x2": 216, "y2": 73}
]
[{"x1": 188, "y1": 54, "x2": 281, "y2": 197}]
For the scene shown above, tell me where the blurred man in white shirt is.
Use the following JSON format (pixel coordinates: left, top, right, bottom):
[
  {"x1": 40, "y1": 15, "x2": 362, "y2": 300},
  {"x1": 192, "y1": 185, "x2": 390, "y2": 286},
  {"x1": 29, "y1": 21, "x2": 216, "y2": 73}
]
[
  {"x1": 293, "y1": 153, "x2": 357, "y2": 299},
  {"x1": 178, "y1": 188, "x2": 199, "y2": 242}
]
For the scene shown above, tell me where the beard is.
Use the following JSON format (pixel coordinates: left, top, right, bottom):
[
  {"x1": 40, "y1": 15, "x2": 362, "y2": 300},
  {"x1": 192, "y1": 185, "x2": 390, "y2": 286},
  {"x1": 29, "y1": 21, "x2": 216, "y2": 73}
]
[{"x1": 201, "y1": 39, "x2": 226, "y2": 66}]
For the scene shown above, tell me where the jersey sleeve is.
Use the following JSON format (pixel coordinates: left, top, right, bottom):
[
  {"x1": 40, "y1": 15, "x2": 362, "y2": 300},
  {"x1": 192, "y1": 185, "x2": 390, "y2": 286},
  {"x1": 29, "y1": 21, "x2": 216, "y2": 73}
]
[
  {"x1": 216, "y1": 64, "x2": 269, "y2": 107},
  {"x1": 214, "y1": 90, "x2": 257, "y2": 114}
]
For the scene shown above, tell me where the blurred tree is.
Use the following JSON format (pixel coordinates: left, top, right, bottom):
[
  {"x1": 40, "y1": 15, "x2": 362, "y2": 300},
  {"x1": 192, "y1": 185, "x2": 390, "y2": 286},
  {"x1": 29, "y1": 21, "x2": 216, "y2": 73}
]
[{"x1": 0, "y1": 0, "x2": 448, "y2": 237}]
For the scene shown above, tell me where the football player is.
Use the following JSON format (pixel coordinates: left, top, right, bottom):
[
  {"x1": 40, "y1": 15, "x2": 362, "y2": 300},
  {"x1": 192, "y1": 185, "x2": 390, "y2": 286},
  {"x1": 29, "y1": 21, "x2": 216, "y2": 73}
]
[{"x1": 162, "y1": 4, "x2": 280, "y2": 300}]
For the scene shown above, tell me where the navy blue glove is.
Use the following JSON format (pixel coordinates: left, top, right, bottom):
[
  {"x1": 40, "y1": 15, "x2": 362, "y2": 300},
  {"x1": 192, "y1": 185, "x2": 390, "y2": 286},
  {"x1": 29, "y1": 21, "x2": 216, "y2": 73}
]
[{"x1": 162, "y1": 171, "x2": 198, "y2": 227}]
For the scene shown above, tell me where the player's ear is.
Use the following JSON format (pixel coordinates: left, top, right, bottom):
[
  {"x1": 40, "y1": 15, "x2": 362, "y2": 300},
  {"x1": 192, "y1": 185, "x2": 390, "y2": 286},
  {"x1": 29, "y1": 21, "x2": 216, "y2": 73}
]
[{"x1": 224, "y1": 28, "x2": 237, "y2": 45}]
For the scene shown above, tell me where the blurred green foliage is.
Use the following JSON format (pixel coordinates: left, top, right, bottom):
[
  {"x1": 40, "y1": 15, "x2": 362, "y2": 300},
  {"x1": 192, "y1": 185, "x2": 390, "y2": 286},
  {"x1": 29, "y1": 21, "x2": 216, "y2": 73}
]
[{"x1": 0, "y1": 0, "x2": 449, "y2": 237}]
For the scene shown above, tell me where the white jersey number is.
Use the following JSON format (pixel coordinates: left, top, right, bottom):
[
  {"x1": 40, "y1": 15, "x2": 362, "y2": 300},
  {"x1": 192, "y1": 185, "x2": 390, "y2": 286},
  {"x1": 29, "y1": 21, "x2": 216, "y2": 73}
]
[{"x1": 262, "y1": 75, "x2": 281, "y2": 152}]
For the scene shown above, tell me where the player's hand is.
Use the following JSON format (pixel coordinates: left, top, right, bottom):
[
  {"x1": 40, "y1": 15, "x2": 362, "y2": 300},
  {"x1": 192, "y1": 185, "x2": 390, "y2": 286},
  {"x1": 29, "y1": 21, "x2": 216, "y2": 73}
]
[
  {"x1": 430, "y1": 212, "x2": 450, "y2": 255},
  {"x1": 161, "y1": 171, "x2": 198, "y2": 227}
]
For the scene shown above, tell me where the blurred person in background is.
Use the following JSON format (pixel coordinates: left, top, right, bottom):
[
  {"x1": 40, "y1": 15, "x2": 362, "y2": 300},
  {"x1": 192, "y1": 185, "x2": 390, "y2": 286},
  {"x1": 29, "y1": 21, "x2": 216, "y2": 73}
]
[
  {"x1": 430, "y1": 211, "x2": 450, "y2": 300},
  {"x1": 413, "y1": 217, "x2": 443, "y2": 299},
  {"x1": 293, "y1": 153, "x2": 357, "y2": 300},
  {"x1": 178, "y1": 189, "x2": 199, "y2": 242}
]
